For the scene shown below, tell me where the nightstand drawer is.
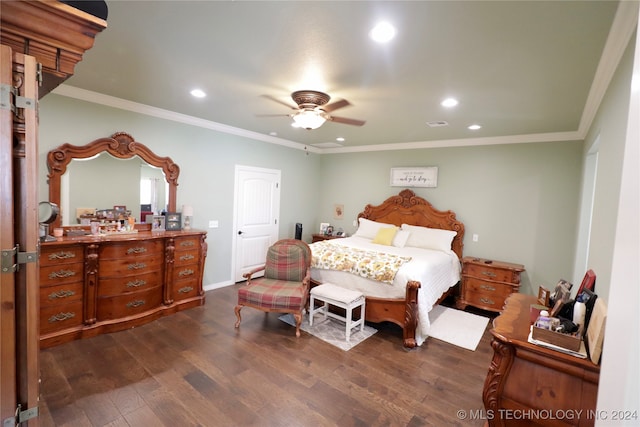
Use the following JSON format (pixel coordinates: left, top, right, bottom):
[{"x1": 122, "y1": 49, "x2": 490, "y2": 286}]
[
  {"x1": 463, "y1": 278, "x2": 516, "y2": 300},
  {"x1": 463, "y1": 263, "x2": 520, "y2": 284}
]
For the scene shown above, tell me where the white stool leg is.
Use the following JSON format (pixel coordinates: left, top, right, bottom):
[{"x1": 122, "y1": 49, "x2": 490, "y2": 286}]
[
  {"x1": 309, "y1": 294, "x2": 315, "y2": 326},
  {"x1": 346, "y1": 305, "x2": 353, "y2": 341}
]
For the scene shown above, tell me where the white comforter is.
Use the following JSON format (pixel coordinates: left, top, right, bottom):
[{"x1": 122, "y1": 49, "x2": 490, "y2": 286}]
[{"x1": 310, "y1": 236, "x2": 461, "y2": 345}]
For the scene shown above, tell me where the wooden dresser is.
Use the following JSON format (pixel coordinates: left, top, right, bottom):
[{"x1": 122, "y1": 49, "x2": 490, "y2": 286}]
[
  {"x1": 39, "y1": 230, "x2": 207, "y2": 348},
  {"x1": 457, "y1": 257, "x2": 525, "y2": 312},
  {"x1": 483, "y1": 293, "x2": 599, "y2": 426}
]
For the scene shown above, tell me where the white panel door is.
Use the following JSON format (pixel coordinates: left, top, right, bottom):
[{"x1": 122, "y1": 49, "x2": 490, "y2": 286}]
[{"x1": 232, "y1": 166, "x2": 281, "y2": 282}]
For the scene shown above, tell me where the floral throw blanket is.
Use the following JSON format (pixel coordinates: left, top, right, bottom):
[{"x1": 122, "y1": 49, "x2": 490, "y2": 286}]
[{"x1": 311, "y1": 241, "x2": 412, "y2": 284}]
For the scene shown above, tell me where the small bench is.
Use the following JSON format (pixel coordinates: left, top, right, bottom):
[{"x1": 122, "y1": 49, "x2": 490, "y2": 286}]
[{"x1": 309, "y1": 283, "x2": 366, "y2": 341}]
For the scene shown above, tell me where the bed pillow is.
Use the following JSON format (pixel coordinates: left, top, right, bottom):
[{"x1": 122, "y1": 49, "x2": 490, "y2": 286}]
[
  {"x1": 401, "y1": 224, "x2": 457, "y2": 252},
  {"x1": 372, "y1": 226, "x2": 398, "y2": 246},
  {"x1": 392, "y1": 229, "x2": 411, "y2": 248},
  {"x1": 353, "y1": 218, "x2": 396, "y2": 239}
]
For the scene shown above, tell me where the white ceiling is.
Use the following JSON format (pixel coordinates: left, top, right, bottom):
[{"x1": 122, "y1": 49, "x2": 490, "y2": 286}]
[{"x1": 59, "y1": 1, "x2": 628, "y2": 153}]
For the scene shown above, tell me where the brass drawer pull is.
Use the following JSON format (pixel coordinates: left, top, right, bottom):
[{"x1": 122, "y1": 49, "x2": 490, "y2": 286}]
[
  {"x1": 480, "y1": 297, "x2": 495, "y2": 305},
  {"x1": 48, "y1": 290, "x2": 75, "y2": 300},
  {"x1": 126, "y1": 300, "x2": 145, "y2": 308},
  {"x1": 481, "y1": 271, "x2": 497, "y2": 278},
  {"x1": 48, "y1": 251, "x2": 76, "y2": 260},
  {"x1": 178, "y1": 286, "x2": 194, "y2": 294},
  {"x1": 179, "y1": 254, "x2": 195, "y2": 262},
  {"x1": 49, "y1": 269, "x2": 76, "y2": 279},
  {"x1": 127, "y1": 247, "x2": 147, "y2": 254},
  {"x1": 48, "y1": 312, "x2": 76, "y2": 323},
  {"x1": 480, "y1": 284, "x2": 496, "y2": 291},
  {"x1": 127, "y1": 262, "x2": 147, "y2": 270},
  {"x1": 179, "y1": 240, "x2": 195, "y2": 247},
  {"x1": 178, "y1": 268, "x2": 194, "y2": 278},
  {"x1": 126, "y1": 279, "x2": 147, "y2": 288}
]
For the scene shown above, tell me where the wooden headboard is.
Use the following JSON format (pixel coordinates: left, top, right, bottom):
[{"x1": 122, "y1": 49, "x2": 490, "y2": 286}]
[{"x1": 357, "y1": 189, "x2": 465, "y2": 259}]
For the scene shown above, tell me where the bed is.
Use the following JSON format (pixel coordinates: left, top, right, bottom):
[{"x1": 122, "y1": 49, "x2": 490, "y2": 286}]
[{"x1": 310, "y1": 189, "x2": 465, "y2": 348}]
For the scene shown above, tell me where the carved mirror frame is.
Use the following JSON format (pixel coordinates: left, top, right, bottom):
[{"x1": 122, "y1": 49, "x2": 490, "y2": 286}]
[{"x1": 47, "y1": 132, "x2": 179, "y2": 228}]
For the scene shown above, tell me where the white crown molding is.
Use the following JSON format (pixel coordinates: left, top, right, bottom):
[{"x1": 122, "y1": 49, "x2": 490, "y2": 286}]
[
  {"x1": 577, "y1": 0, "x2": 639, "y2": 137},
  {"x1": 51, "y1": 85, "x2": 321, "y2": 154},
  {"x1": 54, "y1": 2, "x2": 635, "y2": 157}
]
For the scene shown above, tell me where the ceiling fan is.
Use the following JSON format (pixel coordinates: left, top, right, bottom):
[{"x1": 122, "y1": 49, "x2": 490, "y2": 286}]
[{"x1": 258, "y1": 90, "x2": 366, "y2": 130}]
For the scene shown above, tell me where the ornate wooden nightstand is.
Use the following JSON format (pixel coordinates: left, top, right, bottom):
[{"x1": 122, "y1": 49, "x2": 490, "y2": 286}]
[{"x1": 457, "y1": 256, "x2": 525, "y2": 312}]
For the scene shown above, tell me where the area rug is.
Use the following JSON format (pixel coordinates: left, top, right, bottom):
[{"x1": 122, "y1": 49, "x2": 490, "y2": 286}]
[
  {"x1": 279, "y1": 313, "x2": 378, "y2": 351},
  {"x1": 428, "y1": 305, "x2": 490, "y2": 351}
]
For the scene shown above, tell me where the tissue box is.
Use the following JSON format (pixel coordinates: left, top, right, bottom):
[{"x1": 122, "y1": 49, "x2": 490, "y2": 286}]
[{"x1": 532, "y1": 324, "x2": 582, "y2": 352}]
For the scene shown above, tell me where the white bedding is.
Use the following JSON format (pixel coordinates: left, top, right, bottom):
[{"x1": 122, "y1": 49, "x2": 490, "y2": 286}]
[{"x1": 310, "y1": 236, "x2": 461, "y2": 345}]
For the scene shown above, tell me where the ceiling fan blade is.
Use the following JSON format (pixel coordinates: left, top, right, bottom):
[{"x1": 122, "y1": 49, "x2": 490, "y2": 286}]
[
  {"x1": 261, "y1": 94, "x2": 298, "y2": 110},
  {"x1": 322, "y1": 99, "x2": 351, "y2": 113},
  {"x1": 328, "y1": 115, "x2": 366, "y2": 126},
  {"x1": 255, "y1": 113, "x2": 291, "y2": 118}
]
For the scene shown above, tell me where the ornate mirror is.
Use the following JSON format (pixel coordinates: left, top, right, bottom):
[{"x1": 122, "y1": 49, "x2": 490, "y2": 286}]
[{"x1": 47, "y1": 132, "x2": 179, "y2": 228}]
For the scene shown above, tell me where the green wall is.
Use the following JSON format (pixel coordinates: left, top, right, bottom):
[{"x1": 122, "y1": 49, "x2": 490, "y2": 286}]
[
  {"x1": 38, "y1": 95, "x2": 322, "y2": 286},
  {"x1": 316, "y1": 142, "x2": 583, "y2": 295}
]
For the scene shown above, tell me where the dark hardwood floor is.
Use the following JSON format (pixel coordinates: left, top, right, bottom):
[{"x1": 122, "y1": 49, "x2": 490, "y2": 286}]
[{"x1": 38, "y1": 284, "x2": 496, "y2": 426}]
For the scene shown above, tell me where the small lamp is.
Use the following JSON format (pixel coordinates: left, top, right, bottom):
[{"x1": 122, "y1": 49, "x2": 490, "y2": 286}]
[{"x1": 182, "y1": 205, "x2": 193, "y2": 231}]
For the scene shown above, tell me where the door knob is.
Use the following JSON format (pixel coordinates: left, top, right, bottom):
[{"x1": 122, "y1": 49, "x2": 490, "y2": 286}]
[{"x1": 238, "y1": 230, "x2": 243, "y2": 235}]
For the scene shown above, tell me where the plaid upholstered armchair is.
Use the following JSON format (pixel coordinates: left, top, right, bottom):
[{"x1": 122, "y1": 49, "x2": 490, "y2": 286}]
[{"x1": 234, "y1": 239, "x2": 312, "y2": 337}]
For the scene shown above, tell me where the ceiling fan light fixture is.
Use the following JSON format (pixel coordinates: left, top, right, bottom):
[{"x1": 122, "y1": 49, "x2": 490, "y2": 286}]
[{"x1": 292, "y1": 109, "x2": 327, "y2": 130}]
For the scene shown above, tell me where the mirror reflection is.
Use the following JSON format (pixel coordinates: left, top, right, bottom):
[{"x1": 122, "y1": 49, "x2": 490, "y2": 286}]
[
  {"x1": 47, "y1": 132, "x2": 179, "y2": 229},
  {"x1": 61, "y1": 153, "x2": 169, "y2": 226}
]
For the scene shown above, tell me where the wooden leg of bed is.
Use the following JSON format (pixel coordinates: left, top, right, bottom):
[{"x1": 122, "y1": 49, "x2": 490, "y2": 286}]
[{"x1": 403, "y1": 280, "x2": 421, "y2": 348}]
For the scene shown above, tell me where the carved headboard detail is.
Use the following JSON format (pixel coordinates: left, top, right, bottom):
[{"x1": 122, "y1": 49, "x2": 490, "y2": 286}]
[{"x1": 357, "y1": 189, "x2": 465, "y2": 258}]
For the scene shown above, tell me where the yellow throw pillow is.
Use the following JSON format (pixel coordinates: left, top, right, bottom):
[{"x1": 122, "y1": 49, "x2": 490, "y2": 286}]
[{"x1": 372, "y1": 226, "x2": 398, "y2": 246}]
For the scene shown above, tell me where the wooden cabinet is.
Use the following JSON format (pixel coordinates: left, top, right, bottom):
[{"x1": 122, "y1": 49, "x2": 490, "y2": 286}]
[
  {"x1": 311, "y1": 233, "x2": 345, "y2": 243},
  {"x1": 39, "y1": 230, "x2": 207, "y2": 348},
  {"x1": 483, "y1": 293, "x2": 599, "y2": 426},
  {"x1": 457, "y1": 256, "x2": 524, "y2": 312}
]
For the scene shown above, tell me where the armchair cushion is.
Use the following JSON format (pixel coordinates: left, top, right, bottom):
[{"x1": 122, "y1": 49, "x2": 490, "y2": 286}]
[
  {"x1": 237, "y1": 278, "x2": 306, "y2": 311},
  {"x1": 264, "y1": 242, "x2": 307, "y2": 281}
]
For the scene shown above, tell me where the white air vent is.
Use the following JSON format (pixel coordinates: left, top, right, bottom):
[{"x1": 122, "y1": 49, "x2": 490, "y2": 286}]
[{"x1": 427, "y1": 120, "x2": 449, "y2": 127}]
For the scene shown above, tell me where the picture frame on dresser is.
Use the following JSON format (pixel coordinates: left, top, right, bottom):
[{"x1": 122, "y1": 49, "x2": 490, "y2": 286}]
[
  {"x1": 166, "y1": 213, "x2": 182, "y2": 231},
  {"x1": 148, "y1": 215, "x2": 165, "y2": 231}
]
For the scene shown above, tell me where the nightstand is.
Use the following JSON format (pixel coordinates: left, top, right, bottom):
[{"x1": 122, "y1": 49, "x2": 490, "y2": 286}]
[
  {"x1": 456, "y1": 256, "x2": 525, "y2": 312},
  {"x1": 311, "y1": 233, "x2": 345, "y2": 243}
]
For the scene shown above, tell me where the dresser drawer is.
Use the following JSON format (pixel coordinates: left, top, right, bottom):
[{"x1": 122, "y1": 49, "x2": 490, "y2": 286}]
[
  {"x1": 40, "y1": 282, "x2": 83, "y2": 307},
  {"x1": 463, "y1": 263, "x2": 521, "y2": 284},
  {"x1": 96, "y1": 288, "x2": 163, "y2": 321},
  {"x1": 99, "y1": 239, "x2": 164, "y2": 260},
  {"x1": 98, "y1": 270, "x2": 163, "y2": 297},
  {"x1": 173, "y1": 264, "x2": 198, "y2": 282},
  {"x1": 174, "y1": 236, "x2": 200, "y2": 251},
  {"x1": 40, "y1": 301, "x2": 84, "y2": 334},
  {"x1": 40, "y1": 263, "x2": 84, "y2": 286},
  {"x1": 175, "y1": 249, "x2": 200, "y2": 266},
  {"x1": 173, "y1": 279, "x2": 200, "y2": 301},
  {"x1": 99, "y1": 255, "x2": 164, "y2": 278},
  {"x1": 40, "y1": 246, "x2": 84, "y2": 267}
]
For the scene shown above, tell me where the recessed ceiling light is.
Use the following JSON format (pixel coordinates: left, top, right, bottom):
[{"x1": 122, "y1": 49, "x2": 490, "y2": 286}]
[
  {"x1": 369, "y1": 22, "x2": 396, "y2": 43},
  {"x1": 269, "y1": 131, "x2": 278, "y2": 136},
  {"x1": 190, "y1": 89, "x2": 206, "y2": 98},
  {"x1": 441, "y1": 98, "x2": 458, "y2": 108},
  {"x1": 336, "y1": 137, "x2": 345, "y2": 142},
  {"x1": 468, "y1": 124, "x2": 482, "y2": 130}
]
